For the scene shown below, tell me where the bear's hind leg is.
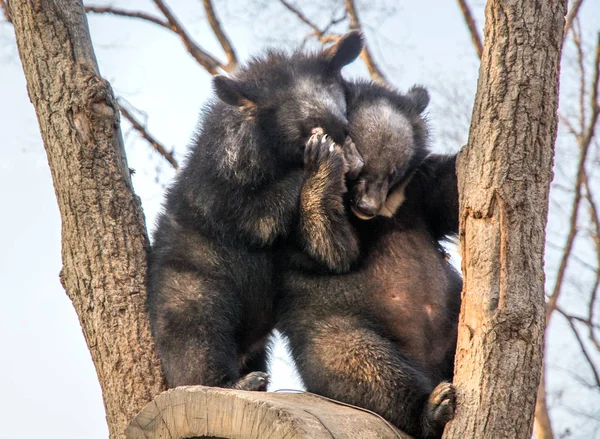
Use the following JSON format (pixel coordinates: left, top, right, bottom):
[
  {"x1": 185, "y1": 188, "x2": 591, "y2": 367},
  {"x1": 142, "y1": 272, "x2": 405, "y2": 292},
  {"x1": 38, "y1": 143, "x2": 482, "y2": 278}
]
[{"x1": 283, "y1": 315, "x2": 454, "y2": 439}]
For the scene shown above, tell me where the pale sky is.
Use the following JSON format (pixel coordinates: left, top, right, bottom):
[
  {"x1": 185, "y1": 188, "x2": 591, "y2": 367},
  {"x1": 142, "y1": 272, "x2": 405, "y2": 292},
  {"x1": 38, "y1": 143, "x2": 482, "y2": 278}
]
[{"x1": 1, "y1": 1, "x2": 599, "y2": 438}]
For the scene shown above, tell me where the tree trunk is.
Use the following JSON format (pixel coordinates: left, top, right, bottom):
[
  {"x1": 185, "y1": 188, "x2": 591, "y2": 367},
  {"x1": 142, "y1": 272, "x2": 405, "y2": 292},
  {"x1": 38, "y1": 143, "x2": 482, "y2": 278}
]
[
  {"x1": 443, "y1": 0, "x2": 566, "y2": 438},
  {"x1": 9, "y1": 1, "x2": 167, "y2": 437}
]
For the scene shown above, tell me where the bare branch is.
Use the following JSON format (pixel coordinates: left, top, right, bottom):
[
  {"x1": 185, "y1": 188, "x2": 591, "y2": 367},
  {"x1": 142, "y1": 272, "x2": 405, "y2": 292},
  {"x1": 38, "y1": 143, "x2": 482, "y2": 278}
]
[
  {"x1": 153, "y1": 0, "x2": 223, "y2": 75},
  {"x1": 556, "y1": 307, "x2": 600, "y2": 387},
  {"x1": 559, "y1": 113, "x2": 581, "y2": 138},
  {"x1": 534, "y1": 366, "x2": 554, "y2": 439},
  {"x1": 456, "y1": 0, "x2": 483, "y2": 60},
  {"x1": 278, "y1": 0, "x2": 338, "y2": 44},
  {"x1": 564, "y1": 0, "x2": 584, "y2": 39},
  {"x1": 118, "y1": 102, "x2": 179, "y2": 170},
  {"x1": 202, "y1": 0, "x2": 237, "y2": 69},
  {"x1": 572, "y1": 18, "x2": 586, "y2": 133},
  {"x1": 0, "y1": 0, "x2": 11, "y2": 22},
  {"x1": 584, "y1": 172, "x2": 600, "y2": 342},
  {"x1": 85, "y1": 6, "x2": 170, "y2": 29},
  {"x1": 547, "y1": 33, "x2": 600, "y2": 323},
  {"x1": 344, "y1": 0, "x2": 387, "y2": 84}
]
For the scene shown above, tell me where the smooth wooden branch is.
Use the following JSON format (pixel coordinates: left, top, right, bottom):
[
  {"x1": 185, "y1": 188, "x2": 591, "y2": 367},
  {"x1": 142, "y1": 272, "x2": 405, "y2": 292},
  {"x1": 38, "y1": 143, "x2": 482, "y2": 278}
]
[{"x1": 126, "y1": 386, "x2": 411, "y2": 439}]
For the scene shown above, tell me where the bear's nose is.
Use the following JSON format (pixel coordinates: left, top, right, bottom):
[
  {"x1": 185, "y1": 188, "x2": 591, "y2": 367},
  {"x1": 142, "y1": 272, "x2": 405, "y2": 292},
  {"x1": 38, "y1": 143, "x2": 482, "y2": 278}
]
[{"x1": 356, "y1": 198, "x2": 380, "y2": 217}]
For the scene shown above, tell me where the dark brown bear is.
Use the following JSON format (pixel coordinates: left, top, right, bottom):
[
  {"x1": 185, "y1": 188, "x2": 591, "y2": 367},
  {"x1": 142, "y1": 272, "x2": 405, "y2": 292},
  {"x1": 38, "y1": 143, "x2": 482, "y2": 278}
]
[
  {"x1": 147, "y1": 33, "x2": 364, "y2": 391},
  {"x1": 275, "y1": 80, "x2": 461, "y2": 439}
]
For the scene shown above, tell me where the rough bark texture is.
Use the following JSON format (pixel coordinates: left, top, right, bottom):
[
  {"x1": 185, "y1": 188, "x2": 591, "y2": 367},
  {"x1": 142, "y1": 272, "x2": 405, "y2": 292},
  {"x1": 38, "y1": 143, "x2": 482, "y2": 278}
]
[
  {"x1": 443, "y1": 1, "x2": 566, "y2": 438},
  {"x1": 10, "y1": 1, "x2": 167, "y2": 437},
  {"x1": 126, "y1": 386, "x2": 410, "y2": 439}
]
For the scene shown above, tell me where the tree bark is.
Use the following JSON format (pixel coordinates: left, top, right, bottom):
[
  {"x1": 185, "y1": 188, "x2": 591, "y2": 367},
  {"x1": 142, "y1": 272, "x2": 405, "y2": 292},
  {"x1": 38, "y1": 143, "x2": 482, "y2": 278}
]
[
  {"x1": 9, "y1": 1, "x2": 167, "y2": 437},
  {"x1": 444, "y1": 0, "x2": 566, "y2": 438}
]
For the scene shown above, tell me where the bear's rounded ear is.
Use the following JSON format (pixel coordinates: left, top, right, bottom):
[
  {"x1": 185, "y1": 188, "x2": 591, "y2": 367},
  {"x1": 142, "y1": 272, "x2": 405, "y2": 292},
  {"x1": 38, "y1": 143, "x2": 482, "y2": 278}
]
[
  {"x1": 324, "y1": 31, "x2": 364, "y2": 72},
  {"x1": 213, "y1": 75, "x2": 256, "y2": 107},
  {"x1": 406, "y1": 86, "x2": 430, "y2": 114}
]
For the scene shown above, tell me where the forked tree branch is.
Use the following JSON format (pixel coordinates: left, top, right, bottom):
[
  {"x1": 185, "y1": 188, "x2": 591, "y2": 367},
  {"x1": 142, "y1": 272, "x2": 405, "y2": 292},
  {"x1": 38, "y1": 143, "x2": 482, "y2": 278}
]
[
  {"x1": 118, "y1": 103, "x2": 179, "y2": 170},
  {"x1": 556, "y1": 306, "x2": 600, "y2": 387},
  {"x1": 279, "y1": 0, "x2": 339, "y2": 44},
  {"x1": 278, "y1": 0, "x2": 387, "y2": 84},
  {"x1": 152, "y1": 0, "x2": 223, "y2": 75},
  {"x1": 456, "y1": 0, "x2": 483, "y2": 59}
]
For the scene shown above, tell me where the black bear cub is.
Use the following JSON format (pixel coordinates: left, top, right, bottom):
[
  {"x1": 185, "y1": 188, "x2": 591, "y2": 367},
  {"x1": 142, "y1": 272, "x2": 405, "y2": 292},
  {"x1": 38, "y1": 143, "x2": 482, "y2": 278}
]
[
  {"x1": 147, "y1": 32, "x2": 364, "y2": 390},
  {"x1": 275, "y1": 81, "x2": 461, "y2": 439}
]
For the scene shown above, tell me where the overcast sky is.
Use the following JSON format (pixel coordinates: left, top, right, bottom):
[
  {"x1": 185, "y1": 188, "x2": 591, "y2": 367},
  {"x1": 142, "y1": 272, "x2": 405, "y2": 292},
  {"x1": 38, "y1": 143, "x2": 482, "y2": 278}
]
[{"x1": 1, "y1": 1, "x2": 599, "y2": 438}]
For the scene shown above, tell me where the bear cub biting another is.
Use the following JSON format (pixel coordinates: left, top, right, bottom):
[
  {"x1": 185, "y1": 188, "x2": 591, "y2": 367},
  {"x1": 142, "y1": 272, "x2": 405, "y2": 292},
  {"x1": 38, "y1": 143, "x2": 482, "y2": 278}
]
[
  {"x1": 147, "y1": 32, "x2": 364, "y2": 391},
  {"x1": 275, "y1": 80, "x2": 461, "y2": 439}
]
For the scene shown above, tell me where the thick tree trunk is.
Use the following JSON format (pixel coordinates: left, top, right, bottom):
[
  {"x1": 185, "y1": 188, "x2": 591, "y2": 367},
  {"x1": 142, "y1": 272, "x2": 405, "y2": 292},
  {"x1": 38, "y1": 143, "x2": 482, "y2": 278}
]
[
  {"x1": 9, "y1": 1, "x2": 167, "y2": 437},
  {"x1": 443, "y1": 0, "x2": 566, "y2": 438}
]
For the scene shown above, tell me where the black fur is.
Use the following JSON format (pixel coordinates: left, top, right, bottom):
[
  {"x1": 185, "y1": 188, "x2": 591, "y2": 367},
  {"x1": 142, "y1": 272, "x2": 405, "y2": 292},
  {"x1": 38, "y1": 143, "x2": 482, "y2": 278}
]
[
  {"x1": 147, "y1": 33, "x2": 364, "y2": 390},
  {"x1": 275, "y1": 81, "x2": 461, "y2": 438}
]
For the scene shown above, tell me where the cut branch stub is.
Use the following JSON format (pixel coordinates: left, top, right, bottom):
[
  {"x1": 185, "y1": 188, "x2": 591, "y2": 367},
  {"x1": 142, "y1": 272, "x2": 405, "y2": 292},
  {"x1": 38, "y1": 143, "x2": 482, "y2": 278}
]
[{"x1": 126, "y1": 386, "x2": 411, "y2": 439}]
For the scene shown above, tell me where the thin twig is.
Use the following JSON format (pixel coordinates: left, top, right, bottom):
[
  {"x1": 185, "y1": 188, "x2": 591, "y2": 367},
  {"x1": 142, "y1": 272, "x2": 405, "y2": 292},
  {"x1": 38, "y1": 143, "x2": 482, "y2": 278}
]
[
  {"x1": 559, "y1": 113, "x2": 580, "y2": 138},
  {"x1": 85, "y1": 6, "x2": 170, "y2": 29},
  {"x1": 456, "y1": 0, "x2": 483, "y2": 60},
  {"x1": 547, "y1": 33, "x2": 600, "y2": 323},
  {"x1": 564, "y1": 0, "x2": 584, "y2": 40},
  {"x1": 573, "y1": 18, "x2": 587, "y2": 133},
  {"x1": 584, "y1": 172, "x2": 600, "y2": 339},
  {"x1": 118, "y1": 103, "x2": 179, "y2": 170},
  {"x1": 201, "y1": 0, "x2": 237, "y2": 70},
  {"x1": 278, "y1": 0, "x2": 338, "y2": 44},
  {"x1": 0, "y1": 0, "x2": 11, "y2": 22},
  {"x1": 280, "y1": 0, "x2": 322, "y2": 39},
  {"x1": 153, "y1": 0, "x2": 223, "y2": 75},
  {"x1": 556, "y1": 307, "x2": 600, "y2": 387},
  {"x1": 344, "y1": 0, "x2": 387, "y2": 84}
]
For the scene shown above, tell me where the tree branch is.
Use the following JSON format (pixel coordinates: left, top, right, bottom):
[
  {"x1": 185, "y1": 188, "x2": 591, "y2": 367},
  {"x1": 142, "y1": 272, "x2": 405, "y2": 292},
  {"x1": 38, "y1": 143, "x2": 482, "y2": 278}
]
[
  {"x1": 0, "y1": 0, "x2": 11, "y2": 22},
  {"x1": 344, "y1": 0, "x2": 387, "y2": 84},
  {"x1": 152, "y1": 0, "x2": 223, "y2": 75},
  {"x1": 556, "y1": 306, "x2": 600, "y2": 387},
  {"x1": 564, "y1": 0, "x2": 584, "y2": 39},
  {"x1": 546, "y1": 32, "x2": 600, "y2": 324},
  {"x1": 278, "y1": 0, "x2": 338, "y2": 44},
  {"x1": 118, "y1": 102, "x2": 179, "y2": 170},
  {"x1": 456, "y1": 0, "x2": 483, "y2": 60},
  {"x1": 85, "y1": 6, "x2": 170, "y2": 29},
  {"x1": 201, "y1": 0, "x2": 237, "y2": 70}
]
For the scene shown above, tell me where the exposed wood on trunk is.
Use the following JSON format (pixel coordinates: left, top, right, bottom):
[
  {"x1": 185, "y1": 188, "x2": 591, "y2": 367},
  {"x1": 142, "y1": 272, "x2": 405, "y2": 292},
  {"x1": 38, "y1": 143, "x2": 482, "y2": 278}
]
[
  {"x1": 126, "y1": 386, "x2": 411, "y2": 439},
  {"x1": 9, "y1": 1, "x2": 167, "y2": 437},
  {"x1": 443, "y1": 0, "x2": 567, "y2": 438}
]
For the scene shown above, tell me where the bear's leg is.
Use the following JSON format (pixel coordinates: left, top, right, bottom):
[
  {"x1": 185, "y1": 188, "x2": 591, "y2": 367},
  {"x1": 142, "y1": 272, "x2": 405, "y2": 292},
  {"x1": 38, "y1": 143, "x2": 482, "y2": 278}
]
[
  {"x1": 284, "y1": 315, "x2": 454, "y2": 439},
  {"x1": 149, "y1": 264, "x2": 269, "y2": 391}
]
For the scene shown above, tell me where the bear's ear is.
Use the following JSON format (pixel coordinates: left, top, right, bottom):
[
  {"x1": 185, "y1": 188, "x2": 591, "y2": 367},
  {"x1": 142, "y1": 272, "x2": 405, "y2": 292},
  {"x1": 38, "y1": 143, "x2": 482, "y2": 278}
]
[
  {"x1": 406, "y1": 86, "x2": 430, "y2": 114},
  {"x1": 324, "y1": 31, "x2": 364, "y2": 72},
  {"x1": 213, "y1": 75, "x2": 256, "y2": 108}
]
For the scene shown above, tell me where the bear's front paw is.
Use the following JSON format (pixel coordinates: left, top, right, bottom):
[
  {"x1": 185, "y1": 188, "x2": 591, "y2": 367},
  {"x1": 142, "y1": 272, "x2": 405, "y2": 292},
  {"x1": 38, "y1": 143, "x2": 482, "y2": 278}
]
[
  {"x1": 234, "y1": 371, "x2": 270, "y2": 391},
  {"x1": 423, "y1": 382, "x2": 456, "y2": 437},
  {"x1": 304, "y1": 128, "x2": 347, "y2": 179}
]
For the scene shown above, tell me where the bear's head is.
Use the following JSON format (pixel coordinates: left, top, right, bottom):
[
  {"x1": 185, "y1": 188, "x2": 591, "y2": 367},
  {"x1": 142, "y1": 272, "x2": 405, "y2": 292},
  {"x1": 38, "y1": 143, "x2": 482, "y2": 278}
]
[
  {"x1": 346, "y1": 82, "x2": 430, "y2": 220},
  {"x1": 212, "y1": 32, "x2": 364, "y2": 165}
]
